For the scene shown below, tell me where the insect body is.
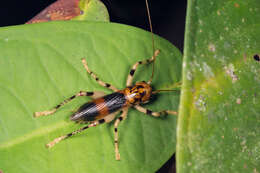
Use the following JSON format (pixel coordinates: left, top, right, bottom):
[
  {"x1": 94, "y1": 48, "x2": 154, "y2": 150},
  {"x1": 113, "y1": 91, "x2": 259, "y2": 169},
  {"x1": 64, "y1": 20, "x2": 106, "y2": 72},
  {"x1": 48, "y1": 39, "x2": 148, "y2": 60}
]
[
  {"x1": 34, "y1": 49, "x2": 177, "y2": 160},
  {"x1": 70, "y1": 81, "x2": 152, "y2": 123},
  {"x1": 34, "y1": 0, "x2": 178, "y2": 161}
]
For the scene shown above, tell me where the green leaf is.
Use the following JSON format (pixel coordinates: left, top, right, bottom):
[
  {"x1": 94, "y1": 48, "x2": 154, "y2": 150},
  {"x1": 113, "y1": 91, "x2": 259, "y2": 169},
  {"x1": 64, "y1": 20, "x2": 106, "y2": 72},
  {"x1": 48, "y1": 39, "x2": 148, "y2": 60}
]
[
  {"x1": 0, "y1": 21, "x2": 182, "y2": 173},
  {"x1": 72, "y1": 0, "x2": 110, "y2": 22},
  {"x1": 178, "y1": 0, "x2": 260, "y2": 173}
]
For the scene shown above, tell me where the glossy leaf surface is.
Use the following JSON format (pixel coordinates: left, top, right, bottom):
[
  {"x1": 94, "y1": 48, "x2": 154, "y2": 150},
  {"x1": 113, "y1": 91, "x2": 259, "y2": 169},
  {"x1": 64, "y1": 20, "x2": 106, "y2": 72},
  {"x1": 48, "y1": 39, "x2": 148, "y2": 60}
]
[{"x1": 0, "y1": 21, "x2": 182, "y2": 173}]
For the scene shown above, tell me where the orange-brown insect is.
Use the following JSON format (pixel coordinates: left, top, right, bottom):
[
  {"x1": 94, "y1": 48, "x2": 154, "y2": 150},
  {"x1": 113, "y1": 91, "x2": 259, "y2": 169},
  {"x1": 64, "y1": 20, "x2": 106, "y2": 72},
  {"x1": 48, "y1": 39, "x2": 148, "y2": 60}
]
[{"x1": 34, "y1": 0, "x2": 177, "y2": 161}]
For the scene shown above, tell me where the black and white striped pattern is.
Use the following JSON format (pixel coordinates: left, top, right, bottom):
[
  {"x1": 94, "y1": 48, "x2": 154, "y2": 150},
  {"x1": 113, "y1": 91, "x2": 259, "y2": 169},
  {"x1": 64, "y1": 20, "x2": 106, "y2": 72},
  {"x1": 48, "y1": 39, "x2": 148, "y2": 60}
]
[
  {"x1": 134, "y1": 105, "x2": 177, "y2": 117},
  {"x1": 34, "y1": 91, "x2": 105, "y2": 117},
  {"x1": 35, "y1": 50, "x2": 179, "y2": 161},
  {"x1": 113, "y1": 108, "x2": 129, "y2": 160},
  {"x1": 82, "y1": 58, "x2": 118, "y2": 92},
  {"x1": 46, "y1": 121, "x2": 101, "y2": 148},
  {"x1": 46, "y1": 110, "x2": 119, "y2": 148},
  {"x1": 126, "y1": 49, "x2": 160, "y2": 86}
]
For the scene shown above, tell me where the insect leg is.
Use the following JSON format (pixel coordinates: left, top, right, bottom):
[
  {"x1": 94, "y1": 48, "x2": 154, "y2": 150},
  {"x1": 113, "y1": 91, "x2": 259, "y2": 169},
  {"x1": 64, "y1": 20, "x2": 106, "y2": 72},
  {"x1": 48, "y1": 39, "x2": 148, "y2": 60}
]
[
  {"x1": 81, "y1": 58, "x2": 118, "y2": 92},
  {"x1": 46, "y1": 121, "x2": 100, "y2": 148},
  {"x1": 34, "y1": 91, "x2": 105, "y2": 117},
  {"x1": 113, "y1": 108, "x2": 129, "y2": 160},
  {"x1": 126, "y1": 49, "x2": 160, "y2": 86},
  {"x1": 46, "y1": 111, "x2": 119, "y2": 148},
  {"x1": 134, "y1": 105, "x2": 177, "y2": 117}
]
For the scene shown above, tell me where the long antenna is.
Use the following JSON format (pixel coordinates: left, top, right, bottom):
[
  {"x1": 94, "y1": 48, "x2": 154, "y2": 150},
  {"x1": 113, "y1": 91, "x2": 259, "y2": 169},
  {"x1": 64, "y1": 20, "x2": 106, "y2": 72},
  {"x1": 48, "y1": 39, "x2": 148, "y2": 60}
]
[
  {"x1": 145, "y1": 0, "x2": 156, "y2": 84},
  {"x1": 145, "y1": 0, "x2": 155, "y2": 54},
  {"x1": 152, "y1": 89, "x2": 178, "y2": 95}
]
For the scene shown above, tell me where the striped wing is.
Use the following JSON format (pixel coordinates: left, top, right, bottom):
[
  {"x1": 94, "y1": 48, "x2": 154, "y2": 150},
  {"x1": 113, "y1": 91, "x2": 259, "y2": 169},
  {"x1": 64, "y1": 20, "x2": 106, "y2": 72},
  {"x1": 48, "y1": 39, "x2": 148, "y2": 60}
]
[{"x1": 70, "y1": 92, "x2": 127, "y2": 122}]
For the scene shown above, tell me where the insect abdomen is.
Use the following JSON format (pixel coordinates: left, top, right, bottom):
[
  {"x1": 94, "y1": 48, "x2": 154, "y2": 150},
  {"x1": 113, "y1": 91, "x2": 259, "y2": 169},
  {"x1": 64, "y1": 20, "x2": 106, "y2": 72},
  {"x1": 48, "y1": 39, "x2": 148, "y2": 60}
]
[{"x1": 71, "y1": 92, "x2": 127, "y2": 122}]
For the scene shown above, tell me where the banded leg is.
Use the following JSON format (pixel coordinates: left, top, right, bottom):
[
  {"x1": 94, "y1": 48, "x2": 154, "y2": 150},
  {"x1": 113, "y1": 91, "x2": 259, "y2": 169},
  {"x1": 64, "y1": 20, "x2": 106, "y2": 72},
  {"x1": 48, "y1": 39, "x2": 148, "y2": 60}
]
[
  {"x1": 126, "y1": 49, "x2": 160, "y2": 86},
  {"x1": 113, "y1": 108, "x2": 129, "y2": 160},
  {"x1": 134, "y1": 105, "x2": 177, "y2": 117},
  {"x1": 34, "y1": 91, "x2": 105, "y2": 117},
  {"x1": 82, "y1": 58, "x2": 118, "y2": 92},
  {"x1": 46, "y1": 110, "x2": 119, "y2": 148}
]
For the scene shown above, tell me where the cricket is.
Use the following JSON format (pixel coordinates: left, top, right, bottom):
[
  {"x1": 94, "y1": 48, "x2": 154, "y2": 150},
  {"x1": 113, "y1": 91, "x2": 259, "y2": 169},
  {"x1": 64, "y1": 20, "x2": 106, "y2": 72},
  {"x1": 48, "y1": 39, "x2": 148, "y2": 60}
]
[{"x1": 34, "y1": 0, "x2": 177, "y2": 161}]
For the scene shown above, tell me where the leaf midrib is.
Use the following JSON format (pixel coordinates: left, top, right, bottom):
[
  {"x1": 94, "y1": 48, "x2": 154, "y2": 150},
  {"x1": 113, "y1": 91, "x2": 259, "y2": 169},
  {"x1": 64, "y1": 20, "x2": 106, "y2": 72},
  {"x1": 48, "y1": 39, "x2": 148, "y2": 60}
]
[{"x1": 0, "y1": 121, "x2": 70, "y2": 149}]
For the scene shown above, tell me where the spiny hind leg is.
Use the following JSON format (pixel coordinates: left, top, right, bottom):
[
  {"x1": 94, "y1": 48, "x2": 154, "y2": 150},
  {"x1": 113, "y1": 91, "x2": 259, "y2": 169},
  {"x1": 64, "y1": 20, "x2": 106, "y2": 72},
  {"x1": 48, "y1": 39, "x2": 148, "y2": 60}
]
[
  {"x1": 134, "y1": 105, "x2": 177, "y2": 117},
  {"x1": 126, "y1": 49, "x2": 160, "y2": 86},
  {"x1": 34, "y1": 91, "x2": 105, "y2": 117},
  {"x1": 81, "y1": 58, "x2": 118, "y2": 92},
  {"x1": 46, "y1": 110, "x2": 119, "y2": 148},
  {"x1": 113, "y1": 108, "x2": 129, "y2": 160}
]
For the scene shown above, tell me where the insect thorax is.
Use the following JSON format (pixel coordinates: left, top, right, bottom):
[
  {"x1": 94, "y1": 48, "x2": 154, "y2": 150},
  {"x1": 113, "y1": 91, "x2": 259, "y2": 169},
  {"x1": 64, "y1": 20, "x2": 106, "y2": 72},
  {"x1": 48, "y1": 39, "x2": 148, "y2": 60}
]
[{"x1": 123, "y1": 81, "x2": 152, "y2": 105}]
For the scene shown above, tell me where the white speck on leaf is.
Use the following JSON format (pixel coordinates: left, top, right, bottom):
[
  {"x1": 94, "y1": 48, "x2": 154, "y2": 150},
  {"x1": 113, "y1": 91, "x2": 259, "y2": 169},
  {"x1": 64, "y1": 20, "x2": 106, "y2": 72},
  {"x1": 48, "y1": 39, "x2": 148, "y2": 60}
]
[
  {"x1": 208, "y1": 43, "x2": 216, "y2": 52},
  {"x1": 187, "y1": 71, "x2": 193, "y2": 80},
  {"x1": 236, "y1": 98, "x2": 241, "y2": 104},
  {"x1": 224, "y1": 64, "x2": 238, "y2": 83},
  {"x1": 195, "y1": 95, "x2": 206, "y2": 112},
  {"x1": 224, "y1": 41, "x2": 231, "y2": 49},
  {"x1": 218, "y1": 91, "x2": 223, "y2": 95},
  {"x1": 203, "y1": 62, "x2": 214, "y2": 78}
]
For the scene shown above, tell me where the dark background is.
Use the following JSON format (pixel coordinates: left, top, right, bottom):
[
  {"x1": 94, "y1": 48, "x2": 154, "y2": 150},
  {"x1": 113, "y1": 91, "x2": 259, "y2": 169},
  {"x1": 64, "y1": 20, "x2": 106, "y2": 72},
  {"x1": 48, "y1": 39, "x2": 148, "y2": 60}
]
[
  {"x1": 0, "y1": 0, "x2": 187, "y2": 172},
  {"x1": 0, "y1": 0, "x2": 186, "y2": 51}
]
